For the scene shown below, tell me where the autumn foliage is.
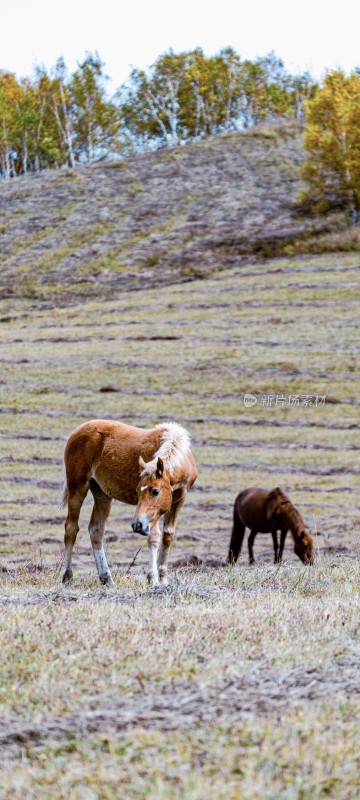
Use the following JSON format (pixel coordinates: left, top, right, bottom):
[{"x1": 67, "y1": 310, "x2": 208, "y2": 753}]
[
  {"x1": 302, "y1": 70, "x2": 360, "y2": 224},
  {"x1": 0, "y1": 48, "x2": 315, "y2": 177}
]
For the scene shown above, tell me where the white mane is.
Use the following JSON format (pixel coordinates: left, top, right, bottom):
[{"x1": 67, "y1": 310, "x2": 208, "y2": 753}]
[{"x1": 142, "y1": 422, "x2": 191, "y2": 476}]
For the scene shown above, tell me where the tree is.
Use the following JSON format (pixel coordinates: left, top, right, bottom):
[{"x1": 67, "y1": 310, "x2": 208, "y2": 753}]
[
  {"x1": 118, "y1": 47, "x2": 301, "y2": 150},
  {"x1": 220, "y1": 47, "x2": 245, "y2": 131},
  {"x1": 119, "y1": 51, "x2": 188, "y2": 148},
  {"x1": 0, "y1": 48, "x2": 320, "y2": 173},
  {"x1": 0, "y1": 71, "x2": 23, "y2": 177},
  {"x1": 50, "y1": 57, "x2": 76, "y2": 168},
  {"x1": 180, "y1": 48, "x2": 214, "y2": 138},
  {"x1": 240, "y1": 60, "x2": 269, "y2": 126},
  {"x1": 288, "y1": 72, "x2": 317, "y2": 119},
  {"x1": 180, "y1": 48, "x2": 227, "y2": 138},
  {"x1": 69, "y1": 53, "x2": 120, "y2": 162},
  {"x1": 302, "y1": 70, "x2": 360, "y2": 224},
  {"x1": 32, "y1": 66, "x2": 64, "y2": 171},
  {"x1": 12, "y1": 82, "x2": 37, "y2": 174},
  {"x1": 182, "y1": 48, "x2": 245, "y2": 137}
]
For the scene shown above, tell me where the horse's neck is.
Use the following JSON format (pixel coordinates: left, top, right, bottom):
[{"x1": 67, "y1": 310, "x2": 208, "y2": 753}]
[
  {"x1": 289, "y1": 514, "x2": 304, "y2": 542},
  {"x1": 143, "y1": 423, "x2": 190, "y2": 477},
  {"x1": 284, "y1": 505, "x2": 304, "y2": 540}
]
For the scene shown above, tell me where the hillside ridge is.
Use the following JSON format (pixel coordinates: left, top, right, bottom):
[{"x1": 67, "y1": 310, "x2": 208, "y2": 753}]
[{"x1": 0, "y1": 122, "x2": 340, "y2": 306}]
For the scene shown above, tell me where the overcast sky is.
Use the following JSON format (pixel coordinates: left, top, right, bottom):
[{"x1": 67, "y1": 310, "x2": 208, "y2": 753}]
[{"x1": 2, "y1": 0, "x2": 360, "y2": 91}]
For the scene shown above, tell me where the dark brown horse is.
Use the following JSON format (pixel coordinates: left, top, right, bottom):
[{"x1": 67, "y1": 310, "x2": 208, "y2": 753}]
[
  {"x1": 61, "y1": 420, "x2": 197, "y2": 587},
  {"x1": 228, "y1": 487, "x2": 314, "y2": 565}
]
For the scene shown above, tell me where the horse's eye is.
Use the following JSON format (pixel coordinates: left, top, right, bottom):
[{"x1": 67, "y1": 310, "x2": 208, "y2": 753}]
[{"x1": 151, "y1": 488, "x2": 160, "y2": 498}]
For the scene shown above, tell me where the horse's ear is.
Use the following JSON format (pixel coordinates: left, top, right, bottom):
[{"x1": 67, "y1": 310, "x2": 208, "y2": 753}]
[
  {"x1": 139, "y1": 456, "x2": 146, "y2": 472},
  {"x1": 156, "y1": 457, "x2": 164, "y2": 477},
  {"x1": 269, "y1": 487, "x2": 284, "y2": 501}
]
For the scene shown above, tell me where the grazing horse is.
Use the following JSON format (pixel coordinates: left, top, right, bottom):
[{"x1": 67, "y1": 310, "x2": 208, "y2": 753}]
[
  {"x1": 227, "y1": 487, "x2": 314, "y2": 566},
  {"x1": 61, "y1": 420, "x2": 197, "y2": 587}
]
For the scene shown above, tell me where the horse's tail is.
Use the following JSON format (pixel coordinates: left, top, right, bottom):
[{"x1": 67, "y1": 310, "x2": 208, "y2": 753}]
[
  {"x1": 227, "y1": 499, "x2": 246, "y2": 565},
  {"x1": 59, "y1": 475, "x2": 68, "y2": 509}
]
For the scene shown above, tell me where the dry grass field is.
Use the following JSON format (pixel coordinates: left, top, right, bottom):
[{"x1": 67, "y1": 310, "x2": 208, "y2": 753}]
[{"x1": 0, "y1": 250, "x2": 360, "y2": 797}]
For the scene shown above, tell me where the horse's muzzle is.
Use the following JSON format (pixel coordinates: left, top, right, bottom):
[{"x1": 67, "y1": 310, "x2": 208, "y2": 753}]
[{"x1": 131, "y1": 519, "x2": 149, "y2": 536}]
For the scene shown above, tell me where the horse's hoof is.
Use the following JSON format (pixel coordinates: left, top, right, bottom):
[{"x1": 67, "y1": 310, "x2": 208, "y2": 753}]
[
  {"x1": 62, "y1": 569, "x2": 73, "y2": 584},
  {"x1": 147, "y1": 573, "x2": 159, "y2": 589},
  {"x1": 99, "y1": 572, "x2": 114, "y2": 586},
  {"x1": 159, "y1": 568, "x2": 168, "y2": 587}
]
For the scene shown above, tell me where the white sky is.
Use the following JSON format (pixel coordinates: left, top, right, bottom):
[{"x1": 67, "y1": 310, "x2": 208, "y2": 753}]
[{"x1": 2, "y1": 0, "x2": 360, "y2": 92}]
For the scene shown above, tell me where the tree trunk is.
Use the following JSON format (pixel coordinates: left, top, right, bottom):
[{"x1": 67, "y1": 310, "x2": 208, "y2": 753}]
[
  {"x1": 166, "y1": 79, "x2": 180, "y2": 146},
  {"x1": 3, "y1": 120, "x2": 10, "y2": 179},
  {"x1": 35, "y1": 98, "x2": 45, "y2": 172},
  {"x1": 341, "y1": 128, "x2": 358, "y2": 225},
  {"x1": 194, "y1": 91, "x2": 201, "y2": 138},
  {"x1": 86, "y1": 96, "x2": 94, "y2": 162},
  {"x1": 351, "y1": 206, "x2": 360, "y2": 226},
  {"x1": 9, "y1": 150, "x2": 16, "y2": 177},
  {"x1": 22, "y1": 131, "x2": 28, "y2": 174},
  {"x1": 59, "y1": 80, "x2": 76, "y2": 168},
  {"x1": 146, "y1": 90, "x2": 169, "y2": 142}
]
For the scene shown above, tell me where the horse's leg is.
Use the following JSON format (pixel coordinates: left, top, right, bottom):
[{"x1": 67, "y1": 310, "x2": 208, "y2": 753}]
[
  {"x1": 159, "y1": 490, "x2": 187, "y2": 586},
  {"x1": 272, "y1": 530, "x2": 280, "y2": 563},
  {"x1": 147, "y1": 521, "x2": 162, "y2": 588},
  {"x1": 88, "y1": 479, "x2": 114, "y2": 586},
  {"x1": 63, "y1": 483, "x2": 89, "y2": 583},
  {"x1": 279, "y1": 529, "x2": 287, "y2": 562},
  {"x1": 248, "y1": 530, "x2": 257, "y2": 564}
]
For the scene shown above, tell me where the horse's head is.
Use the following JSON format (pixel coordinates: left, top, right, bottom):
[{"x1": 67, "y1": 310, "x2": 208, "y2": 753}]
[
  {"x1": 294, "y1": 529, "x2": 314, "y2": 565},
  {"x1": 131, "y1": 456, "x2": 173, "y2": 536}
]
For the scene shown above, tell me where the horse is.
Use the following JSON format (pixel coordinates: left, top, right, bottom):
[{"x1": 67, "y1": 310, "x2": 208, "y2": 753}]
[
  {"x1": 227, "y1": 487, "x2": 314, "y2": 566},
  {"x1": 61, "y1": 419, "x2": 197, "y2": 587}
]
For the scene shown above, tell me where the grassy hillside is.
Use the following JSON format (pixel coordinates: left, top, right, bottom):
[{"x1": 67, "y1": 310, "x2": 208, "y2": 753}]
[
  {"x1": 1, "y1": 122, "x2": 353, "y2": 306},
  {"x1": 1, "y1": 249, "x2": 360, "y2": 796}
]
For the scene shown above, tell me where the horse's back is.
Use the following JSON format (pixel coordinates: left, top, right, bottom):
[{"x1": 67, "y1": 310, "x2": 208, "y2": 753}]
[
  {"x1": 235, "y1": 486, "x2": 295, "y2": 532},
  {"x1": 235, "y1": 487, "x2": 269, "y2": 509},
  {"x1": 65, "y1": 419, "x2": 144, "y2": 447},
  {"x1": 65, "y1": 419, "x2": 154, "y2": 459},
  {"x1": 235, "y1": 487, "x2": 272, "y2": 531},
  {"x1": 63, "y1": 419, "x2": 155, "y2": 498}
]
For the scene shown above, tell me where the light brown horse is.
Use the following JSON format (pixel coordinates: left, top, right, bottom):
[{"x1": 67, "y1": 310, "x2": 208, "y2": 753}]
[
  {"x1": 61, "y1": 420, "x2": 197, "y2": 587},
  {"x1": 227, "y1": 487, "x2": 314, "y2": 565}
]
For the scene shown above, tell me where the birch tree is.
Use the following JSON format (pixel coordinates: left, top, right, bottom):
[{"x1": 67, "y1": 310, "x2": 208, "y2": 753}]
[
  {"x1": 120, "y1": 51, "x2": 188, "y2": 147},
  {"x1": 50, "y1": 57, "x2": 76, "y2": 167},
  {"x1": 289, "y1": 72, "x2": 317, "y2": 119},
  {"x1": 69, "y1": 53, "x2": 119, "y2": 162}
]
